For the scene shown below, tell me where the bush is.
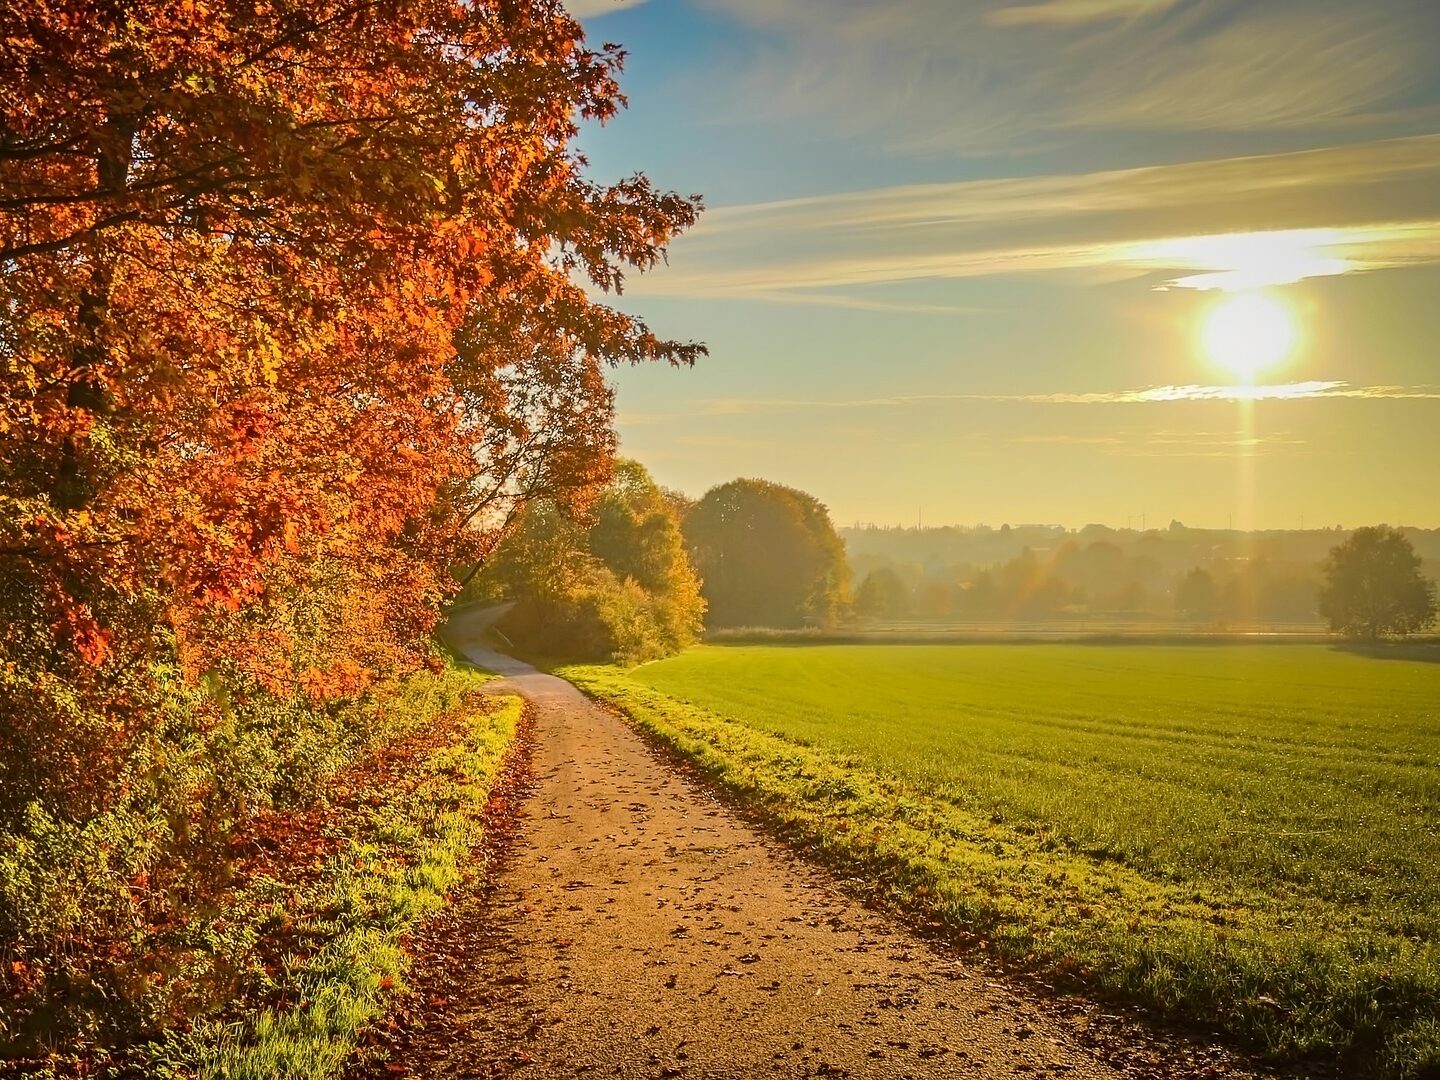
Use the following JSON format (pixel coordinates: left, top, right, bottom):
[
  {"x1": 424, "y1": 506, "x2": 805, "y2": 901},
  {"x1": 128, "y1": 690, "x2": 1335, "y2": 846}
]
[
  {"x1": 0, "y1": 661, "x2": 478, "y2": 1054},
  {"x1": 469, "y1": 460, "x2": 705, "y2": 664}
]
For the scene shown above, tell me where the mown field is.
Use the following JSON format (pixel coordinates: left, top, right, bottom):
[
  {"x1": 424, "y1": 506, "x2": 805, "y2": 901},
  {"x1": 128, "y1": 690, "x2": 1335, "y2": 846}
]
[{"x1": 563, "y1": 643, "x2": 1440, "y2": 1077}]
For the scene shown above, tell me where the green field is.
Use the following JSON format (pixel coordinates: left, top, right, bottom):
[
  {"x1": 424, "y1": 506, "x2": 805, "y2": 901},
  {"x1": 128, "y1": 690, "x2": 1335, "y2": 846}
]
[{"x1": 563, "y1": 644, "x2": 1440, "y2": 1076}]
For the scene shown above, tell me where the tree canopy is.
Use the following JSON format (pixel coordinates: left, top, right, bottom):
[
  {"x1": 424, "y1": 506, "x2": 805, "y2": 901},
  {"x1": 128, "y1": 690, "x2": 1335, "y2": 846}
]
[
  {"x1": 473, "y1": 460, "x2": 705, "y2": 662},
  {"x1": 1, "y1": 0, "x2": 702, "y2": 819},
  {"x1": 1318, "y1": 527, "x2": 1437, "y2": 639},
  {"x1": 683, "y1": 479, "x2": 850, "y2": 629}
]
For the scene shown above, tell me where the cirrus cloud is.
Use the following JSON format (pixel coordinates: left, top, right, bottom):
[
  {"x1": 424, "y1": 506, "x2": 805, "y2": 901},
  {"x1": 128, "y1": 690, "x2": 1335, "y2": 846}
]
[
  {"x1": 565, "y1": 0, "x2": 649, "y2": 18},
  {"x1": 986, "y1": 0, "x2": 1182, "y2": 26},
  {"x1": 686, "y1": 382, "x2": 1440, "y2": 417},
  {"x1": 703, "y1": 0, "x2": 1440, "y2": 150},
  {"x1": 617, "y1": 135, "x2": 1440, "y2": 303}
]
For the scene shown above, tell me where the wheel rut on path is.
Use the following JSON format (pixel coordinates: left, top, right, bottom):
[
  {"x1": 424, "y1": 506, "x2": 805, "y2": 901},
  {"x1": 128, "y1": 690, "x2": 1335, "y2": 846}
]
[{"x1": 365, "y1": 641, "x2": 1237, "y2": 1079}]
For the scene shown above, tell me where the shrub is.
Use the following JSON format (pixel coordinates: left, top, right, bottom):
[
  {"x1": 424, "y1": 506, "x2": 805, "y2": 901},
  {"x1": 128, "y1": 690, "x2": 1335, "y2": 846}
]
[{"x1": 0, "y1": 662, "x2": 479, "y2": 1054}]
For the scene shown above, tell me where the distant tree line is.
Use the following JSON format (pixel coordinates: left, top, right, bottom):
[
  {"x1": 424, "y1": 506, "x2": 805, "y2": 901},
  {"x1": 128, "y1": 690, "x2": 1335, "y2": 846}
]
[
  {"x1": 470, "y1": 470, "x2": 852, "y2": 660},
  {"x1": 477, "y1": 481, "x2": 1436, "y2": 654},
  {"x1": 852, "y1": 538, "x2": 1319, "y2": 625},
  {"x1": 843, "y1": 521, "x2": 1440, "y2": 574},
  {"x1": 848, "y1": 522, "x2": 1438, "y2": 635}
]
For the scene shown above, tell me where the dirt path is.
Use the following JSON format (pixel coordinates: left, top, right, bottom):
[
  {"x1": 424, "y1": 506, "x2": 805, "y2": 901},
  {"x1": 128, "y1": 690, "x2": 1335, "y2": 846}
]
[{"x1": 363, "y1": 642, "x2": 1247, "y2": 1079}]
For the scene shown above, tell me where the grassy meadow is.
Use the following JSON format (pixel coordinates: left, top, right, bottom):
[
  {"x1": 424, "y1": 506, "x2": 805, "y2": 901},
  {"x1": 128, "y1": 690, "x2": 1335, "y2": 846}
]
[{"x1": 563, "y1": 643, "x2": 1440, "y2": 1076}]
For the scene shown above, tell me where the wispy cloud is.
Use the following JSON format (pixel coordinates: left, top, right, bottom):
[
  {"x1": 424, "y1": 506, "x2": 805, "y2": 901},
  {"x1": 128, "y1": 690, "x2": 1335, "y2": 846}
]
[
  {"x1": 675, "y1": 382, "x2": 1440, "y2": 417},
  {"x1": 1010, "y1": 434, "x2": 1126, "y2": 445},
  {"x1": 1136, "y1": 222, "x2": 1440, "y2": 290},
  {"x1": 1056, "y1": 382, "x2": 1440, "y2": 403},
  {"x1": 724, "y1": 291, "x2": 989, "y2": 315},
  {"x1": 565, "y1": 0, "x2": 647, "y2": 17},
  {"x1": 987, "y1": 0, "x2": 1181, "y2": 27},
  {"x1": 626, "y1": 136, "x2": 1440, "y2": 302},
  {"x1": 1125, "y1": 230, "x2": 1356, "y2": 291},
  {"x1": 706, "y1": 0, "x2": 1439, "y2": 150},
  {"x1": 1013, "y1": 429, "x2": 1306, "y2": 458}
]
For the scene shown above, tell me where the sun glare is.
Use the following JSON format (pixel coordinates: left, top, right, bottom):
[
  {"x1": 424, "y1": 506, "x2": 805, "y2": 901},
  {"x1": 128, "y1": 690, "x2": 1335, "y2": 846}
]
[{"x1": 1201, "y1": 293, "x2": 1297, "y2": 382}]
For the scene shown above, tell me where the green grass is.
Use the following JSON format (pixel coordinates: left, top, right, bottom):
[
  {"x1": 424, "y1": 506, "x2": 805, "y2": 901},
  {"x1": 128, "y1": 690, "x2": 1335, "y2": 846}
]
[
  {"x1": 154, "y1": 678, "x2": 522, "y2": 1080},
  {"x1": 562, "y1": 643, "x2": 1440, "y2": 1077}
]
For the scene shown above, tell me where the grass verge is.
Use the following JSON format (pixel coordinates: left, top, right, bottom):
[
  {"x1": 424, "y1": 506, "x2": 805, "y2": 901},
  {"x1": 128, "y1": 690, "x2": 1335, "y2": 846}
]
[
  {"x1": 560, "y1": 662, "x2": 1439, "y2": 1079},
  {"x1": 148, "y1": 678, "x2": 522, "y2": 1080}
]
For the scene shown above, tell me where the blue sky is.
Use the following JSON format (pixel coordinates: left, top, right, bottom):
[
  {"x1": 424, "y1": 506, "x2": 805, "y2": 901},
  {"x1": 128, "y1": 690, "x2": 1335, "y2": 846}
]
[{"x1": 571, "y1": 0, "x2": 1440, "y2": 529}]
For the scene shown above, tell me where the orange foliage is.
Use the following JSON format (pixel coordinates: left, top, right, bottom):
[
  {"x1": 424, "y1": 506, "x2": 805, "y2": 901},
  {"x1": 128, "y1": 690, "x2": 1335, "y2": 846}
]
[{"x1": 0, "y1": 0, "x2": 701, "y2": 815}]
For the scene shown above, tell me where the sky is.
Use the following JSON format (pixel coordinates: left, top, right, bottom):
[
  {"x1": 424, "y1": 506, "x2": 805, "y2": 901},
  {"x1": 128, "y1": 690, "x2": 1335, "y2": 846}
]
[{"x1": 570, "y1": 0, "x2": 1440, "y2": 530}]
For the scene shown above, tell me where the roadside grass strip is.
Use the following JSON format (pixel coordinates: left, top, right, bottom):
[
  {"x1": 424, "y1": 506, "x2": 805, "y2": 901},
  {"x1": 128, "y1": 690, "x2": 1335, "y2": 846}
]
[
  {"x1": 560, "y1": 663, "x2": 1440, "y2": 1079},
  {"x1": 158, "y1": 680, "x2": 521, "y2": 1080}
]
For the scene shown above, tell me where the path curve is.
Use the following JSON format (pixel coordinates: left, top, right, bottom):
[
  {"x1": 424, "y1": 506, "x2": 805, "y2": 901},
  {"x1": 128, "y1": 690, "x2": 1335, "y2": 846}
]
[{"x1": 397, "y1": 635, "x2": 1197, "y2": 1079}]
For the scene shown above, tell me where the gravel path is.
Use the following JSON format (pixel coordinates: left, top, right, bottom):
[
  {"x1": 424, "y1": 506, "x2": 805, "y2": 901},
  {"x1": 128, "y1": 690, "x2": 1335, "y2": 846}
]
[
  {"x1": 361, "y1": 608, "x2": 1277, "y2": 1079},
  {"x1": 356, "y1": 632, "x2": 1199, "y2": 1080}
]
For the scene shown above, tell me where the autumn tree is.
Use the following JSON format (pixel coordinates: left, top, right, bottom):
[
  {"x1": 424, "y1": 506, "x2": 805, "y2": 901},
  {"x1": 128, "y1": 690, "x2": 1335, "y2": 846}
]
[
  {"x1": 684, "y1": 479, "x2": 851, "y2": 629},
  {"x1": 473, "y1": 461, "x2": 705, "y2": 662},
  {"x1": 589, "y1": 460, "x2": 706, "y2": 649},
  {"x1": 1, "y1": 0, "x2": 700, "y2": 773},
  {"x1": 994, "y1": 548, "x2": 1072, "y2": 618},
  {"x1": 1319, "y1": 527, "x2": 1437, "y2": 639},
  {"x1": 855, "y1": 568, "x2": 911, "y2": 620},
  {"x1": 0, "y1": 0, "x2": 701, "y2": 1014},
  {"x1": 470, "y1": 500, "x2": 616, "y2": 658}
]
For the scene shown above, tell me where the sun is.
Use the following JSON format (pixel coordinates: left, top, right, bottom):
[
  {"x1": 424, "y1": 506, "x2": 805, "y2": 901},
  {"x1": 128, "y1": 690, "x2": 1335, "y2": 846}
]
[{"x1": 1200, "y1": 293, "x2": 1297, "y2": 382}]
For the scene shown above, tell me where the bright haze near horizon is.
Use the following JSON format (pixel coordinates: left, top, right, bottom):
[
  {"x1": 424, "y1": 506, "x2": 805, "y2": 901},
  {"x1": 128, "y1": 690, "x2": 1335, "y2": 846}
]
[{"x1": 571, "y1": 0, "x2": 1440, "y2": 531}]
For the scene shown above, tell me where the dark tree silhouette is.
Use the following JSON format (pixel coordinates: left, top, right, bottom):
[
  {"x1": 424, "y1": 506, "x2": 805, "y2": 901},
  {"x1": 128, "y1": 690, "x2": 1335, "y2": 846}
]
[
  {"x1": 684, "y1": 479, "x2": 850, "y2": 629},
  {"x1": 1319, "y1": 527, "x2": 1437, "y2": 639},
  {"x1": 1176, "y1": 567, "x2": 1218, "y2": 621}
]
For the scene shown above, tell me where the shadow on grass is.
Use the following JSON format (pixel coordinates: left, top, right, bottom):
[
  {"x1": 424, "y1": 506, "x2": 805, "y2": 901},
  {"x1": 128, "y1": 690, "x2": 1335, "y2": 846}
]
[
  {"x1": 1332, "y1": 640, "x2": 1440, "y2": 664},
  {"x1": 705, "y1": 627, "x2": 1339, "y2": 648}
]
